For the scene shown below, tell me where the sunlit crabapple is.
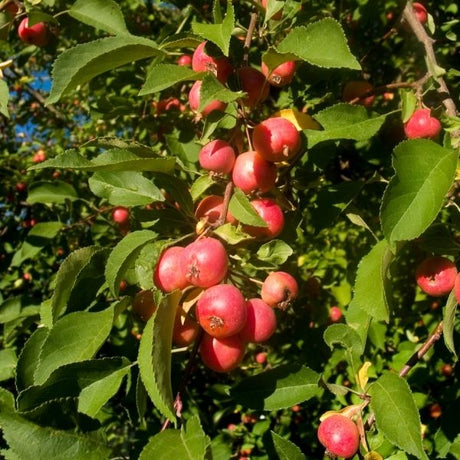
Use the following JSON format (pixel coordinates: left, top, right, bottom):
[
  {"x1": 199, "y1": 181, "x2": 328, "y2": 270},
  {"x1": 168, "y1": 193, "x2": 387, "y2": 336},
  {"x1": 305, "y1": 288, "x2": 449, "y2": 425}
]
[
  {"x1": 455, "y1": 273, "x2": 460, "y2": 304},
  {"x1": 413, "y1": 2, "x2": 428, "y2": 24},
  {"x1": 415, "y1": 256, "x2": 457, "y2": 297},
  {"x1": 195, "y1": 195, "x2": 237, "y2": 225},
  {"x1": 255, "y1": 352, "x2": 267, "y2": 364},
  {"x1": 199, "y1": 139, "x2": 236, "y2": 174},
  {"x1": 23, "y1": 272, "x2": 32, "y2": 282},
  {"x1": 196, "y1": 284, "x2": 247, "y2": 338},
  {"x1": 261, "y1": 0, "x2": 282, "y2": 20},
  {"x1": 112, "y1": 206, "x2": 130, "y2": 224},
  {"x1": 236, "y1": 67, "x2": 270, "y2": 108},
  {"x1": 244, "y1": 198, "x2": 285, "y2": 240},
  {"x1": 192, "y1": 41, "x2": 233, "y2": 83},
  {"x1": 18, "y1": 17, "x2": 49, "y2": 47},
  {"x1": 154, "y1": 97, "x2": 182, "y2": 115},
  {"x1": 132, "y1": 290, "x2": 156, "y2": 321},
  {"x1": 404, "y1": 108, "x2": 441, "y2": 139},
  {"x1": 342, "y1": 80, "x2": 375, "y2": 107},
  {"x1": 239, "y1": 298, "x2": 277, "y2": 343},
  {"x1": 188, "y1": 80, "x2": 227, "y2": 117},
  {"x1": 252, "y1": 117, "x2": 301, "y2": 163},
  {"x1": 180, "y1": 237, "x2": 228, "y2": 288},
  {"x1": 232, "y1": 151, "x2": 277, "y2": 194},
  {"x1": 177, "y1": 54, "x2": 192, "y2": 67},
  {"x1": 317, "y1": 414, "x2": 360, "y2": 458},
  {"x1": 154, "y1": 246, "x2": 189, "y2": 292},
  {"x1": 32, "y1": 149, "x2": 46, "y2": 163},
  {"x1": 199, "y1": 332, "x2": 246, "y2": 372},
  {"x1": 261, "y1": 60, "x2": 296, "y2": 87},
  {"x1": 173, "y1": 306, "x2": 200, "y2": 347},
  {"x1": 329, "y1": 306, "x2": 343, "y2": 323},
  {"x1": 261, "y1": 271, "x2": 298, "y2": 310}
]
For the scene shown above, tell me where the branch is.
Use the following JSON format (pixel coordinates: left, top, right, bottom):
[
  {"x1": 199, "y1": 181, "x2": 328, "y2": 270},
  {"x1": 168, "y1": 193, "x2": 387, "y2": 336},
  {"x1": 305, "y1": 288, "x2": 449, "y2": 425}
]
[
  {"x1": 215, "y1": 180, "x2": 234, "y2": 227},
  {"x1": 243, "y1": 13, "x2": 258, "y2": 66}
]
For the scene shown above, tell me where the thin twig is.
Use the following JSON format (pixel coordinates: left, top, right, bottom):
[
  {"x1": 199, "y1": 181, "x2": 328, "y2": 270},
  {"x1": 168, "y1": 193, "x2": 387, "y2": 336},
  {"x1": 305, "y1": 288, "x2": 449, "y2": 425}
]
[
  {"x1": 216, "y1": 181, "x2": 234, "y2": 227},
  {"x1": 243, "y1": 13, "x2": 258, "y2": 66}
]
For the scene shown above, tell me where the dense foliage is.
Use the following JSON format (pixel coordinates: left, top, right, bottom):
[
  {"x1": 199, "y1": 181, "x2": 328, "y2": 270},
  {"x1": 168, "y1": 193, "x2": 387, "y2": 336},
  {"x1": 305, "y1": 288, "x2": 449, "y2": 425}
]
[{"x1": 1, "y1": 0, "x2": 459, "y2": 459}]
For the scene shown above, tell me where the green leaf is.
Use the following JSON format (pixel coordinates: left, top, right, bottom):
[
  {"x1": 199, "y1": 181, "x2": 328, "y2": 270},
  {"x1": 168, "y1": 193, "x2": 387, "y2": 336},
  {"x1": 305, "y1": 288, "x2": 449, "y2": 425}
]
[
  {"x1": 257, "y1": 240, "x2": 293, "y2": 265},
  {"x1": 30, "y1": 149, "x2": 175, "y2": 173},
  {"x1": 192, "y1": 1, "x2": 234, "y2": 56},
  {"x1": 33, "y1": 307, "x2": 114, "y2": 385},
  {"x1": 380, "y1": 140, "x2": 457, "y2": 244},
  {"x1": 138, "y1": 291, "x2": 181, "y2": 423},
  {"x1": 159, "y1": 33, "x2": 203, "y2": 50},
  {"x1": 133, "y1": 241, "x2": 165, "y2": 291},
  {"x1": 0, "y1": 78, "x2": 9, "y2": 118},
  {"x1": 0, "y1": 296, "x2": 39, "y2": 325},
  {"x1": 231, "y1": 364, "x2": 321, "y2": 410},
  {"x1": 443, "y1": 291, "x2": 458, "y2": 360},
  {"x1": 139, "y1": 415, "x2": 210, "y2": 460},
  {"x1": 89, "y1": 171, "x2": 164, "y2": 206},
  {"x1": 17, "y1": 357, "x2": 130, "y2": 415},
  {"x1": 47, "y1": 36, "x2": 163, "y2": 105},
  {"x1": 323, "y1": 324, "x2": 364, "y2": 377},
  {"x1": 190, "y1": 175, "x2": 215, "y2": 201},
  {"x1": 305, "y1": 104, "x2": 389, "y2": 148},
  {"x1": 400, "y1": 89, "x2": 417, "y2": 123},
  {"x1": 277, "y1": 19, "x2": 361, "y2": 70},
  {"x1": 199, "y1": 73, "x2": 242, "y2": 111},
  {"x1": 0, "y1": 349, "x2": 17, "y2": 382},
  {"x1": 105, "y1": 230, "x2": 158, "y2": 296},
  {"x1": 10, "y1": 222, "x2": 62, "y2": 267},
  {"x1": 368, "y1": 373, "x2": 429, "y2": 460},
  {"x1": 16, "y1": 328, "x2": 49, "y2": 392},
  {"x1": 49, "y1": 246, "x2": 108, "y2": 324},
  {"x1": 345, "y1": 299, "x2": 371, "y2": 348},
  {"x1": 353, "y1": 240, "x2": 393, "y2": 323},
  {"x1": 213, "y1": 223, "x2": 253, "y2": 245},
  {"x1": 271, "y1": 431, "x2": 307, "y2": 460},
  {"x1": 0, "y1": 397, "x2": 110, "y2": 460},
  {"x1": 140, "y1": 64, "x2": 200, "y2": 95},
  {"x1": 26, "y1": 181, "x2": 78, "y2": 204},
  {"x1": 69, "y1": 0, "x2": 128, "y2": 35},
  {"x1": 229, "y1": 188, "x2": 268, "y2": 227}
]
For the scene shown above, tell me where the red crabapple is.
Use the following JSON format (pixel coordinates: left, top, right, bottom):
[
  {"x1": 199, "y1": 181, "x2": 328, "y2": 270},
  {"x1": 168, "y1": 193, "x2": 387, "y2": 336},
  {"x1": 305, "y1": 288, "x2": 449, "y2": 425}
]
[
  {"x1": 252, "y1": 117, "x2": 301, "y2": 163},
  {"x1": 195, "y1": 195, "x2": 237, "y2": 225},
  {"x1": 200, "y1": 333, "x2": 246, "y2": 372},
  {"x1": 196, "y1": 284, "x2": 247, "y2": 338},
  {"x1": 232, "y1": 151, "x2": 277, "y2": 194},
  {"x1": 132, "y1": 290, "x2": 156, "y2": 321},
  {"x1": 32, "y1": 150, "x2": 47, "y2": 163},
  {"x1": 18, "y1": 18, "x2": 49, "y2": 47},
  {"x1": 255, "y1": 352, "x2": 267, "y2": 364},
  {"x1": 317, "y1": 414, "x2": 360, "y2": 458},
  {"x1": 173, "y1": 306, "x2": 200, "y2": 347},
  {"x1": 455, "y1": 273, "x2": 460, "y2": 304},
  {"x1": 112, "y1": 206, "x2": 130, "y2": 224},
  {"x1": 236, "y1": 67, "x2": 270, "y2": 108},
  {"x1": 188, "y1": 80, "x2": 227, "y2": 117},
  {"x1": 342, "y1": 80, "x2": 375, "y2": 107},
  {"x1": 261, "y1": 60, "x2": 296, "y2": 87},
  {"x1": 180, "y1": 237, "x2": 228, "y2": 288},
  {"x1": 199, "y1": 139, "x2": 236, "y2": 174},
  {"x1": 413, "y1": 2, "x2": 428, "y2": 24},
  {"x1": 244, "y1": 198, "x2": 285, "y2": 240},
  {"x1": 261, "y1": 271, "x2": 298, "y2": 310},
  {"x1": 415, "y1": 256, "x2": 457, "y2": 297},
  {"x1": 404, "y1": 108, "x2": 441, "y2": 139},
  {"x1": 329, "y1": 306, "x2": 343, "y2": 323},
  {"x1": 154, "y1": 246, "x2": 189, "y2": 292},
  {"x1": 177, "y1": 54, "x2": 192, "y2": 67},
  {"x1": 239, "y1": 298, "x2": 277, "y2": 343},
  {"x1": 192, "y1": 41, "x2": 233, "y2": 83}
]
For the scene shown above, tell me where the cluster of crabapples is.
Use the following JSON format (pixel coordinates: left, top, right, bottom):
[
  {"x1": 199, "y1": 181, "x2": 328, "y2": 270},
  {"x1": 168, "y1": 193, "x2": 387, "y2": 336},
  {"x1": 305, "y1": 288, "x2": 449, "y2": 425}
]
[{"x1": 131, "y1": 40, "x2": 301, "y2": 372}]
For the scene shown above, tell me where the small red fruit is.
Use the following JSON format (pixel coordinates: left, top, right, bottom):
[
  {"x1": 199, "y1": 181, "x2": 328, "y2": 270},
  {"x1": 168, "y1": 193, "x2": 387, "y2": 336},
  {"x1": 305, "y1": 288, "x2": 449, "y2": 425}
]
[
  {"x1": 199, "y1": 139, "x2": 236, "y2": 174},
  {"x1": 112, "y1": 206, "x2": 130, "y2": 224},
  {"x1": 415, "y1": 256, "x2": 457, "y2": 297},
  {"x1": 261, "y1": 271, "x2": 298, "y2": 310},
  {"x1": 192, "y1": 41, "x2": 233, "y2": 83},
  {"x1": 255, "y1": 352, "x2": 267, "y2": 364},
  {"x1": 429, "y1": 403, "x2": 442, "y2": 419},
  {"x1": 181, "y1": 237, "x2": 228, "y2": 288},
  {"x1": 404, "y1": 108, "x2": 441, "y2": 139},
  {"x1": 154, "y1": 246, "x2": 189, "y2": 292},
  {"x1": 232, "y1": 151, "x2": 277, "y2": 195},
  {"x1": 32, "y1": 150, "x2": 46, "y2": 163},
  {"x1": 239, "y1": 298, "x2": 277, "y2": 343},
  {"x1": 441, "y1": 364, "x2": 453, "y2": 377},
  {"x1": 244, "y1": 198, "x2": 285, "y2": 240},
  {"x1": 177, "y1": 54, "x2": 192, "y2": 67},
  {"x1": 317, "y1": 414, "x2": 360, "y2": 458},
  {"x1": 252, "y1": 117, "x2": 301, "y2": 163},
  {"x1": 154, "y1": 97, "x2": 182, "y2": 115},
  {"x1": 195, "y1": 195, "x2": 237, "y2": 225},
  {"x1": 413, "y1": 2, "x2": 428, "y2": 24},
  {"x1": 342, "y1": 80, "x2": 375, "y2": 107},
  {"x1": 18, "y1": 18, "x2": 48, "y2": 47},
  {"x1": 132, "y1": 290, "x2": 156, "y2": 321},
  {"x1": 329, "y1": 306, "x2": 343, "y2": 323},
  {"x1": 188, "y1": 80, "x2": 227, "y2": 117},
  {"x1": 236, "y1": 67, "x2": 270, "y2": 108},
  {"x1": 200, "y1": 333, "x2": 246, "y2": 372},
  {"x1": 23, "y1": 272, "x2": 32, "y2": 282},
  {"x1": 455, "y1": 273, "x2": 460, "y2": 304},
  {"x1": 15, "y1": 182, "x2": 27, "y2": 193},
  {"x1": 261, "y1": 61, "x2": 296, "y2": 87},
  {"x1": 173, "y1": 306, "x2": 200, "y2": 347},
  {"x1": 196, "y1": 284, "x2": 247, "y2": 338}
]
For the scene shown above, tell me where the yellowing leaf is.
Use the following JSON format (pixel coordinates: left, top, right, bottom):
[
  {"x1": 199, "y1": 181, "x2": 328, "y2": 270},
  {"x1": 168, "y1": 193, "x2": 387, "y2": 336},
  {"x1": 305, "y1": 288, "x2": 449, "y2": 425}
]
[
  {"x1": 357, "y1": 361, "x2": 372, "y2": 390},
  {"x1": 272, "y1": 108, "x2": 320, "y2": 131}
]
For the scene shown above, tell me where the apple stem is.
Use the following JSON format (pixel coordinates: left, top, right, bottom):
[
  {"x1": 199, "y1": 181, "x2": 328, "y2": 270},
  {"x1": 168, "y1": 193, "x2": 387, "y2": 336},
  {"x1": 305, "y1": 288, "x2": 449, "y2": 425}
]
[{"x1": 216, "y1": 181, "x2": 234, "y2": 227}]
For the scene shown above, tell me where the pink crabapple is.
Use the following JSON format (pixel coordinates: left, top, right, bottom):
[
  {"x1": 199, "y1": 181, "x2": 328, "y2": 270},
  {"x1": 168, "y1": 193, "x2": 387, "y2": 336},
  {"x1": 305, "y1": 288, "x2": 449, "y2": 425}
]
[
  {"x1": 154, "y1": 246, "x2": 189, "y2": 293},
  {"x1": 404, "y1": 108, "x2": 441, "y2": 139},
  {"x1": 199, "y1": 139, "x2": 236, "y2": 174},
  {"x1": 261, "y1": 271, "x2": 298, "y2": 310},
  {"x1": 317, "y1": 414, "x2": 360, "y2": 458},
  {"x1": 415, "y1": 256, "x2": 457, "y2": 297},
  {"x1": 199, "y1": 333, "x2": 246, "y2": 372}
]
